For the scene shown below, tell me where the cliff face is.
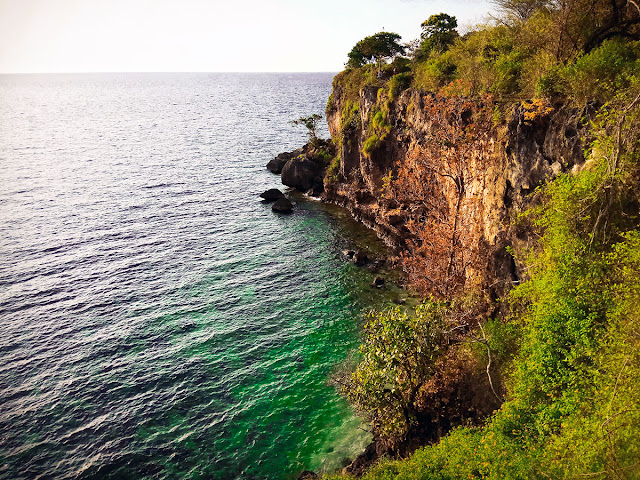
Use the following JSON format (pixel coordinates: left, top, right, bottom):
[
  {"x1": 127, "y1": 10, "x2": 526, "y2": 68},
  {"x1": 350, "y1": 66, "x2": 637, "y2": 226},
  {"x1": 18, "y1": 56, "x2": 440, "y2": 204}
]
[{"x1": 323, "y1": 79, "x2": 596, "y2": 295}]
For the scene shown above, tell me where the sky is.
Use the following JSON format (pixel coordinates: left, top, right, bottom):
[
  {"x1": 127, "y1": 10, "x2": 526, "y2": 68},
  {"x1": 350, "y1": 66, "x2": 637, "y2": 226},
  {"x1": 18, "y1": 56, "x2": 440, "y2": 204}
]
[{"x1": 0, "y1": 0, "x2": 497, "y2": 73}]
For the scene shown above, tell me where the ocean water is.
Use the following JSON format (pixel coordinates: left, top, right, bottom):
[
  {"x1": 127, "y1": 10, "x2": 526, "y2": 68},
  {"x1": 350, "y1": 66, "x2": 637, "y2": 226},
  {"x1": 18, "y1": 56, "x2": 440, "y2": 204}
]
[{"x1": 0, "y1": 73, "x2": 397, "y2": 480}]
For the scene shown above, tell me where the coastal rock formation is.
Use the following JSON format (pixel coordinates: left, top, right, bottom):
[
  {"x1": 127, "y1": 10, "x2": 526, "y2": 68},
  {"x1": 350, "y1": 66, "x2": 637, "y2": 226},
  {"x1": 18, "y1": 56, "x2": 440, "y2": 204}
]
[
  {"x1": 271, "y1": 197, "x2": 294, "y2": 213},
  {"x1": 260, "y1": 188, "x2": 285, "y2": 201},
  {"x1": 266, "y1": 147, "x2": 305, "y2": 174},
  {"x1": 323, "y1": 82, "x2": 595, "y2": 297},
  {"x1": 281, "y1": 155, "x2": 324, "y2": 192}
]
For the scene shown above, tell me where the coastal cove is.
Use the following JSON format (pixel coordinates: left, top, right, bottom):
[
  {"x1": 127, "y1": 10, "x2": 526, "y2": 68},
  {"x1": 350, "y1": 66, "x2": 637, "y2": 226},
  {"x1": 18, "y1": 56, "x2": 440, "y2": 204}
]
[{"x1": 0, "y1": 73, "x2": 412, "y2": 479}]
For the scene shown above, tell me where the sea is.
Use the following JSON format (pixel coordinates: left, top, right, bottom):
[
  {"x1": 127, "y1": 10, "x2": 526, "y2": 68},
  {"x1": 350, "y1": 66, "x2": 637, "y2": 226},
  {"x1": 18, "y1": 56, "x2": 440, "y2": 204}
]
[{"x1": 0, "y1": 73, "x2": 403, "y2": 479}]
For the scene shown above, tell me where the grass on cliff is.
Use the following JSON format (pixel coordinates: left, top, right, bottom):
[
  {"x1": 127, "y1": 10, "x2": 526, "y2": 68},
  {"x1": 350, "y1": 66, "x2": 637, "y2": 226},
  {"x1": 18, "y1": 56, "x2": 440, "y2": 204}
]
[{"x1": 325, "y1": 83, "x2": 640, "y2": 478}]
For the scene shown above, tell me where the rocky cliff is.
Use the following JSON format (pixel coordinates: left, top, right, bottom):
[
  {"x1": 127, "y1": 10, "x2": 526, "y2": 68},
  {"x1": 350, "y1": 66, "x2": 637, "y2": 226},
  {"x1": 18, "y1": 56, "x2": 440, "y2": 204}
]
[{"x1": 323, "y1": 77, "x2": 597, "y2": 297}]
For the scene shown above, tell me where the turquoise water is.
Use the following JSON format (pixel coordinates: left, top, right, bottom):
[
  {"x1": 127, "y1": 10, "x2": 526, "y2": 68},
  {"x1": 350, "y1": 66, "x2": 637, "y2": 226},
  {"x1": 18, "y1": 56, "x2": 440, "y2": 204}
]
[{"x1": 0, "y1": 73, "x2": 400, "y2": 479}]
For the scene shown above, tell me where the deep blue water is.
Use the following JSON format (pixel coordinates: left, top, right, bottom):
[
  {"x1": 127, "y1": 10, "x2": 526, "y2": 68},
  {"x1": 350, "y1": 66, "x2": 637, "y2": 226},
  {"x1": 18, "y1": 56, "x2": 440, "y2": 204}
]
[{"x1": 0, "y1": 73, "x2": 398, "y2": 479}]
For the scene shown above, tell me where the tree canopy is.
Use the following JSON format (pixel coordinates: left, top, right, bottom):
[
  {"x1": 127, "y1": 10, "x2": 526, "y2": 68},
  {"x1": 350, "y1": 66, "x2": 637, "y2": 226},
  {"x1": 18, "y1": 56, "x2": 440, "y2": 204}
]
[
  {"x1": 347, "y1": 32, "x2": 406, "y2": 69},
  {"x1": 415, "y1": 13, "x2": 459, "y2": 60}
]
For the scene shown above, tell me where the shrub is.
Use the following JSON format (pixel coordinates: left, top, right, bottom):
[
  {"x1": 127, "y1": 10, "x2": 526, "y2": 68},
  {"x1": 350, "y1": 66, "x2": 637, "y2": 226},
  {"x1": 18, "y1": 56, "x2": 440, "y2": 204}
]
[
  {"x1": 339, "y1": 302, "x2": 448, "y2": 440},
  {"x1": 324, "y1": 154, "x2": 341, "y2": 185},
  {"x1": 362, "y1": 134, "x2": 383, "y2": 157},
  {"x1": 563, "y1": 39, "x2": 640, "y2": 105},
  {"x1": 388, "y1": 73, "x2": 413, "y2": 99},
  {"x1": 413, "y1": 51, "x2": 457, "y2": 92}
]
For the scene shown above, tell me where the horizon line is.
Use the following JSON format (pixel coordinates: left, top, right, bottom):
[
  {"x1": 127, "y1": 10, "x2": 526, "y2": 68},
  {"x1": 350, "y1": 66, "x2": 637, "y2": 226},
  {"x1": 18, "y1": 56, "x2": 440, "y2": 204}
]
[{"x1": 0, "y1": 70, "x2": 341, "y2": 75}]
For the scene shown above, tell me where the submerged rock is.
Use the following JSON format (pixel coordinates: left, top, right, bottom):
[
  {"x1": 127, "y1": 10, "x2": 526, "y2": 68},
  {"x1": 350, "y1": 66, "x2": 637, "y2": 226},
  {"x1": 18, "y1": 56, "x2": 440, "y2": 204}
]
[
  {"x1": 353, "y1": 250, "x2": 368, "y2": 266},
  {"x1": 260, "y1": 188, "x2": 285, "y2": 201},
  {"x1": 342, "y1": 249, "x2": 356, "y2": 260},
  {"x1": 271, "y1": 197, "x2": 293, "y2": 213}
]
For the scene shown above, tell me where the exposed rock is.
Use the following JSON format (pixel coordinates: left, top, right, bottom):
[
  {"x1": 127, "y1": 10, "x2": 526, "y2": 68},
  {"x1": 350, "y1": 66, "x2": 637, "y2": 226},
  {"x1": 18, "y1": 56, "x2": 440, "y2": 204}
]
[
  {"x1": 342, "y1": 249, "x2": 356, "y2": 260},
  {"x1": 342, "y1": 443, "x2": 378, "y2": 477},
  {"x1": 266, "y1": 148, "x2": 303, "y2": 174},
  {"x1": 260, "y1": 188, "x2": 285, "y2": 201},
  {"x1": 281, "y1": 155, "x2": 323, "y2": 192},
  {"x1": 388, "y1": 213, "x2": 404, "y2": 226},
  {"x1": 271, "y1": 197, "x2": 293, "y2": 213},
  {"x1": 323, "y1": 84, "x2": 595, "y2": 298}
]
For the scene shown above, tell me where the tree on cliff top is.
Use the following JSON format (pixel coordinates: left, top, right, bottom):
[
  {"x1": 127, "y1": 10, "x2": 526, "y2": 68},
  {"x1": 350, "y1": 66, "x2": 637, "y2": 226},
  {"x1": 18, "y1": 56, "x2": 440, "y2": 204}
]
[
  {"x1": 347, "y1": 32, "x2": 406, "y2": 70},
  {"x1": 290, "y1": 113, "x2": 322, "y2": 143},
  {"x1": 422, "y1": 14, "x2": 458, "y2": 50}
]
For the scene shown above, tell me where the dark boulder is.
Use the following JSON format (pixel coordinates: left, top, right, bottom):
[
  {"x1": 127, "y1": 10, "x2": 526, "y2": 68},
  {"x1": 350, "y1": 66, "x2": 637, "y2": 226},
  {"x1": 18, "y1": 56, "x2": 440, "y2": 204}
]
[
  {"x1": 260, "y1": 188, "x2": 285, "y2": 201},
  {"x1": 353, "y1": 250, "x2": 369, "y2": 266},
  {"x1": 343, "y1": 443, "x2": 378, "y2": 477},
  {"x1": 267, "y1": 149, "x2": 301, "y2": 174},
  {"x1": 272, "y1": 197, "x2": 293, "y2": 213},
  {"x1": 281, "y1": 155, "x2": 323, "y2": 192}
]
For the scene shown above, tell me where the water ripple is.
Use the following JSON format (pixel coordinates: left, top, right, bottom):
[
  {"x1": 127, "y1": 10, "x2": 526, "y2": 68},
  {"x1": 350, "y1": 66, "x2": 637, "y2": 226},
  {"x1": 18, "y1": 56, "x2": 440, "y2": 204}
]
[{"x1": 0, "y1": 73, "x2": 381, "y2": 480}]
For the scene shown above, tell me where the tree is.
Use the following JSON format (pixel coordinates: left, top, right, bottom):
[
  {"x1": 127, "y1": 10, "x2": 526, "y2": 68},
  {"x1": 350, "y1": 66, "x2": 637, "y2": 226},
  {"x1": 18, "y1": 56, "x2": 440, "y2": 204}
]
[
  {"x1": 416, "y1": 13, "x2": 459, "y2": 60},
  {"x1": 492, "y1": 0, "x2": 640, "y2": 58},
  {"x1": 346, "y1": 32, "x2": 406, "y2": 70},
  {"x1": 339, "y1": 302, "x2": 447, "y2": 441},
  {"x1": 491, "y1": 0, "x2": 556, "y2": 20},
  {"x1": 290, "y1": 113, "x2": 322, "y2": 143}
]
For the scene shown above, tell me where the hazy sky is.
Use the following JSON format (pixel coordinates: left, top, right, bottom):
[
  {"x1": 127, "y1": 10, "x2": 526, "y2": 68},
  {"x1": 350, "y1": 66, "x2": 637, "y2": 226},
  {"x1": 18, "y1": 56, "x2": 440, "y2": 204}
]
[{"x1": 0, "y1": 0, "x2": 497, "y2": 73}]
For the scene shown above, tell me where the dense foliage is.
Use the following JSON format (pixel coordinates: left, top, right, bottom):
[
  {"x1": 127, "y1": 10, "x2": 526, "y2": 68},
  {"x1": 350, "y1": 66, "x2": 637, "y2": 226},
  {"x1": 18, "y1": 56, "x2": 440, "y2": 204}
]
[
  {"x1": 325, "y1": 1, "x2": 640, "y2": 478},
  {"x1": 347, "y1": 32, "x2": 406, "y2": 70},
  {"x1": 327, "y1": 82, "x2": 640, "y2": 479},
  {"x1": 338, "y1": 303, "x2": 448, "y2": 440}
]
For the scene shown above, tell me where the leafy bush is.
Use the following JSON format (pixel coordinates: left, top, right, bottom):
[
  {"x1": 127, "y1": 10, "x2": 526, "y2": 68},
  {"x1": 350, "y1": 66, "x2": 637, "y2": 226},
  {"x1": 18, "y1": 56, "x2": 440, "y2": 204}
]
[
  {"x1": 563, "y1": 39, "x2": 640, "y2": 104},
  {"x1": 362, "y1": 134, "x2": 383, "y2": 157},
  {"x1": 413, "y1": 51, "x2": 457, "y2": 92},
  {"x1": 339, "y1": 303, "x2": 447, "y2": 440},
  {"x1": 388, "y1": 73, "x2": 413, "y2": 99}
]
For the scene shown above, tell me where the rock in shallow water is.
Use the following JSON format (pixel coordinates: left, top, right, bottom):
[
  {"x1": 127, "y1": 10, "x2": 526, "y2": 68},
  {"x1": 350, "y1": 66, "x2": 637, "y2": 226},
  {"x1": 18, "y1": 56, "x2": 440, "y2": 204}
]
[
  {"x1": 281, "y1": 155, "x2": 323, "y2": 192},
  {"x1": 353, "y1": 250, "x2": 368, "y2": 266},
  {"x1": 271, "y1": 197, "x2": 293, "y2": 213},
  {"x1": 260, "y1": 188, "x2": 285, "y2": 202}
]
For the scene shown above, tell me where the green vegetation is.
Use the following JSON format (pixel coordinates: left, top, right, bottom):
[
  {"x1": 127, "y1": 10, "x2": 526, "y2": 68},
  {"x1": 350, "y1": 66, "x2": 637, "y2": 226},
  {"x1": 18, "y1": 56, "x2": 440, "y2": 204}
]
[
  {"x1": 291, "y1": 113, "x2": 323, "y2": 144},
  {"x1": 347, "y1": 32, "x2": 406, "y2": 70},
  {"x1": 338, "y1": 303, "x2": 448, "y2": 440},
  {"x1": 323, "y1": 1, "x2": 640, "y2": 478},
  {"x1": 336, "y1": 0, "x2": 640, "y2": 102},
  {"x1": 415, "y1": 13, "x2": 459, "y2": 61},
  {"x1": 327, "y1": 82, "x2": 640, "y2": 479}
]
